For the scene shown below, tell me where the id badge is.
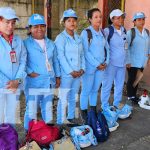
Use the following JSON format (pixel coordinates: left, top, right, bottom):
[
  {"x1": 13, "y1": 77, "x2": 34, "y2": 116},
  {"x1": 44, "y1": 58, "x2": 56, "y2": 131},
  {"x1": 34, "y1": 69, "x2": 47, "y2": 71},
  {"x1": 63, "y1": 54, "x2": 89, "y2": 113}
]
[
  {"x1": 46, "y1": 61, "x2": 51, "y2": 72},
  {"x1": 10, "y1": 50, "x2": 17, "y2": 63},
  {"x1": 124, "y1": 41, "x2": 128, "y2": 50}
]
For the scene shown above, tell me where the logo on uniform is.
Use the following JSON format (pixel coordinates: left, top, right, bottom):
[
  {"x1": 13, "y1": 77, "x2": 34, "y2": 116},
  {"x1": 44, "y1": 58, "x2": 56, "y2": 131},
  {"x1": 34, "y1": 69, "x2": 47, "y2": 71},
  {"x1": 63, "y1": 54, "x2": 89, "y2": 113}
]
[{"x1": 34, "y1": 15, "x2": 43, "y2": 20}]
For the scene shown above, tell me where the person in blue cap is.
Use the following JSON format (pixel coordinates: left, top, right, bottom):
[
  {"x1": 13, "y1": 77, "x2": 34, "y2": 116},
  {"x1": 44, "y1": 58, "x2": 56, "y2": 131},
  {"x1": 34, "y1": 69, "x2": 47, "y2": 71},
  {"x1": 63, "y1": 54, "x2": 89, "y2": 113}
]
[
  {"x1": 0, "y1": 7, "x2": 27, "y2": 125},
  {"x1": 79, "y1": 8, "x2": 109, "y2": 122},
  {"x1": 101, "y1": 9, "x2": 130, "y2": 118},
  {"x1": 126, "y1": 12, "x2": 150, "y2": 104},
  {"x1": 24, "y1": 14, "x2": 60, "y2": 130},
  {"x1": 55, "y1": 9, "x2": 85, "y2": 124}
]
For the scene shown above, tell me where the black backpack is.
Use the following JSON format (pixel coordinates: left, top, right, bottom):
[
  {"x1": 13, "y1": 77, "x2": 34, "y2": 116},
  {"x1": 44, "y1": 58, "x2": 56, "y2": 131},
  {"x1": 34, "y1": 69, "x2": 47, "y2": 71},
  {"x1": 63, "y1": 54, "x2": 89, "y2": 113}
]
[
  {"x1": 129, "y1": 28, "x2": 149, "y2": 46},
  {"x1": 85, "y1": 28, "x2": 107, "y2": 62}
]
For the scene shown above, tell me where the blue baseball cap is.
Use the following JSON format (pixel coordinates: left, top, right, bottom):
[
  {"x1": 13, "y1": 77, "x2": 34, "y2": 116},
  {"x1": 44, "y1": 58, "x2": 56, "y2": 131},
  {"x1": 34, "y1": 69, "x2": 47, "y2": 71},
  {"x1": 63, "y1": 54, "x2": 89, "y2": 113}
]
[
  {"x1": 61, "y1": 9, "x2": 77, "y2": 21},
  {"x1": 28, "y1": 14, "x2": 46, "y2": 26},
  {"x1": 0, "y1": 7, "x2": 19, "y2": 20},
  {"x1": 133, "y1": 12, "x2": 146, "y2": 21}
]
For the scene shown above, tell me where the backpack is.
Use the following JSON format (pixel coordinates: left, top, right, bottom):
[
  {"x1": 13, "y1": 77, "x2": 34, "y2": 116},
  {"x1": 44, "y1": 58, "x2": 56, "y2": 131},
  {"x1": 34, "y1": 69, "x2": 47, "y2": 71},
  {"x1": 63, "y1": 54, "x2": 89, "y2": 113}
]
[
  {"x1": 87, "y1": 110, "x2": 110, "y2": 142},
  {"x1": 70, "y1": 125, "x2": 97, "y2": 150},
  {"x1": 129, "y1": 28, "x2": 150, "y2": 46},
  {"x1": 86, "y1": 28, "x2": 107, "y2": 62},
  {"x1": 107, "y1": 25, "x2": 127, "y2": 43},
  {"x1": 0, "y1": 124, "x2": 19, "y2": 150},
  {"x1": 26, "y1": 120, "x2": 60, "y2": 147}
]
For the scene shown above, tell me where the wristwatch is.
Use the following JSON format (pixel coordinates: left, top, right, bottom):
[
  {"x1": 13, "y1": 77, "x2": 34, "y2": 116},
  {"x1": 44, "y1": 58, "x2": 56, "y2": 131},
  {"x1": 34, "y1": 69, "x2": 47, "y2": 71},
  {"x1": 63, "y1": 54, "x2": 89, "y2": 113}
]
[{"x1": 16, "y1": 78, "x2": 23, "y2": 84}]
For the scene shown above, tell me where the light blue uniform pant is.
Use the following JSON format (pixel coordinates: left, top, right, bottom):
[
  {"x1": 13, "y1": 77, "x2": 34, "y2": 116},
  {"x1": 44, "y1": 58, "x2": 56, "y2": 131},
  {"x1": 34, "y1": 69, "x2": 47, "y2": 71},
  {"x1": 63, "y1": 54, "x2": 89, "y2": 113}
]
[
  {"x1": 80, "y1": 70, "x2": 104, "y2": 110},
  {"x1": 101, "y1": 64, "x2": 126, "y2": 110},
  {"x1": 57, "y1": 77, "x2": 80, "y2": 124},
  {"x1": 24, "y1": 76, "x2": 53, "y2": 130},
  {"x1": 0, "y1": 91, "x2": 20, "y2": 125},
  {"x1": 24, "y1": 91, "x2": 53, "y2": 130}
]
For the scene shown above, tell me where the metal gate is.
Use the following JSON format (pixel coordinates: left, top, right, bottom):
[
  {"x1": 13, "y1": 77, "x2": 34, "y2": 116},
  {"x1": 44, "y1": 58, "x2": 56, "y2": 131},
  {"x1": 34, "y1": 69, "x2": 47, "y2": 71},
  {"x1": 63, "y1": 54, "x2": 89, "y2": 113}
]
[{"x1": 103, "y1": 0, "x2": 125, "y2": 28}]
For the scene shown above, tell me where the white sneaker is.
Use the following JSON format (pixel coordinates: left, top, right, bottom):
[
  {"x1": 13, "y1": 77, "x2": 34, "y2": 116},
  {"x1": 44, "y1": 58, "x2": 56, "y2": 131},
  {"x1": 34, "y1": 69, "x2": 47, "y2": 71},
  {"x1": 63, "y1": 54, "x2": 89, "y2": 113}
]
[{"x1": 109, "y1": 122, "x2": 119, "y2": 132}]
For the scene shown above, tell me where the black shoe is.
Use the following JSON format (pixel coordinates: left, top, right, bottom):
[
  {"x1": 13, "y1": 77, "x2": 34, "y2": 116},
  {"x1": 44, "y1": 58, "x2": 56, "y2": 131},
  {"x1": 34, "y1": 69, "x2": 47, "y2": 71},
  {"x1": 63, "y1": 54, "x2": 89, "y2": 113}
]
[
  {"x1": 66, "y1": 119, "x2": 79, "y2": 127},
  {"x1": 81, "y1": 110, "x2": 88, "y2": 124},
  {"x1": 132, "y1": 97, "x2": 140, "y2": 104},
  {"x1": 90, "y1": 106, "x2": 96, "y2": 112}
]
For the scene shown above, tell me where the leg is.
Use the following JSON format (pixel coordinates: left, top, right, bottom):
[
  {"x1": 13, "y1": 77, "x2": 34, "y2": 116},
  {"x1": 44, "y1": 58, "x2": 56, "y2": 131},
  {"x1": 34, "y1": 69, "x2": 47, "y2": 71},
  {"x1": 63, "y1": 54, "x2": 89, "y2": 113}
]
[
  {"x1": 113, "y1": 66, "x2": 126, "y2": 107},
  {"x1": 24, "y1": 92, "x2": 39, "y2": 130},
  {"x1": 101, "y1": 64, "x2": 116, "y2": 110},
  {"x1": 89, "y1": 70, "x2": 104, "y2": 106},
  {"x1": 57, "y1": 77, "x2": 72, "y2": 124},
  {"x1": 67, "y1": 78, "x2": 80, "y2": 119},
  {"x1": 0, "y1": 94, "x2": 6, "y2": 124},
  {"x1": 80, "y1": 73, "x2": 95, "y2": 110},
  {"x1": 127, "y1": 67, "x2": 138, "y2": 98},
  {"x1": 5, "y1": 93, "x2": 20, "y2": 125},
  {"x1": 40, "y1": 94, "x2": 53, "y2": 123}
]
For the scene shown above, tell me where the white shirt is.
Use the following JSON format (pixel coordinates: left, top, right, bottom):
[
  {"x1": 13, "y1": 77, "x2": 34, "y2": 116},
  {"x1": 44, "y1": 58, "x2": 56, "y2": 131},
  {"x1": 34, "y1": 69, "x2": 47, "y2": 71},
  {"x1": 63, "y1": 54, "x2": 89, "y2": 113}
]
[
  {"x1": 34, "y1": 39, "x2": 45, "y2": 51},
  {"x1": 116, "y1": 29, "x2": 122, "y2": 36}
]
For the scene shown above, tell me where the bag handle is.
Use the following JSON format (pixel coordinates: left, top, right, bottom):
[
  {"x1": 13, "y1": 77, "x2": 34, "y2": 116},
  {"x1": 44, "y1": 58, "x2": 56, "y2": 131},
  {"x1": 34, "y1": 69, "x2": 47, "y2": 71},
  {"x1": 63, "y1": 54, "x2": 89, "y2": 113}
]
[{"x1": 26, "y1": 120, "x2": 35, "y2": 142}]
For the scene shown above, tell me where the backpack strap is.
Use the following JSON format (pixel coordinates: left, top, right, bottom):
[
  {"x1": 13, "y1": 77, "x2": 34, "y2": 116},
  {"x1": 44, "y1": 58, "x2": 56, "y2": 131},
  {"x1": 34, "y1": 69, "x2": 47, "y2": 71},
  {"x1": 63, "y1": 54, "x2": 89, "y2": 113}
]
[
  {"x1": 123, "y1": 27, "x2": 127, "y2": 34},
  {"x1": 107, "y1": 26, "x2": 114, "y2": 44},
  {"x1": 86, "y1": 28, "x2": 93, "y2": 45},
  {"x1": 145, "y1": 28, "x2": 149, "y2": 36},
  {"x1": 101, "y1": 29, "x2": 107, "y2": 62},
  {"x1": 108, "y1": 26, "x2": 126, "y2": 44},
  {"x1": 130, "y1": 28, "x2": 149, "y2": 47},
  {"x1": 130, "y1": 28, "x2": 136, "y2": 47}
]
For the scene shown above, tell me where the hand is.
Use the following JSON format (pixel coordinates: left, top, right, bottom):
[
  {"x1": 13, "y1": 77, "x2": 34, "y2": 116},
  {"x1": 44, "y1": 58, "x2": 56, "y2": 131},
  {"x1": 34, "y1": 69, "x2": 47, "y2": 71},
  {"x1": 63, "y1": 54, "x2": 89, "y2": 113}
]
[
  {"x1": 126, "y1": 64, "x2": 131, "y2": 69},
  {"x1": 79, "y1": 69, "x2": 84, "y2": 77},
  {"x1": 28, "y1": 72, "x2": 39, "y2": 78},
  {"x1": 97, "y1": 64, "x2": 106, "y2": 71},
  {"x1": 70, "y1": 71, "x2": 80, "y2": 78},
  {"x1": 6, "y1": 80, "x2": 19, "y2": 93},
  {"x1": 55, "y1": 77, "x2": 61, "y2": 88},
  {"x1": 101, "y1": 63, "x2": 107, "y2": 70}
]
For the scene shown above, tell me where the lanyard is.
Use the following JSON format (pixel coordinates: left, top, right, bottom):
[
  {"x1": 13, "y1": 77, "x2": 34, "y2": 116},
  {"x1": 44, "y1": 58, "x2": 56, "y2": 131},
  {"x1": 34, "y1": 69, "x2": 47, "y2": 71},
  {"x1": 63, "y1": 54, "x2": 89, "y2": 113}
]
[{"x1": 43, "y1": 41, "x2": 51, "y2": 72}]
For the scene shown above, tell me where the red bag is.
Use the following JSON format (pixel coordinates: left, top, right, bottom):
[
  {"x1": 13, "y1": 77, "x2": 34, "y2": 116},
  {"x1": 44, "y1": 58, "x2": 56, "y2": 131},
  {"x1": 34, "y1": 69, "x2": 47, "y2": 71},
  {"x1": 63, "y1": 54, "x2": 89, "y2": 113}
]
[{"x1": 26, "y1": 120, "x2": 60, "y2": 146}]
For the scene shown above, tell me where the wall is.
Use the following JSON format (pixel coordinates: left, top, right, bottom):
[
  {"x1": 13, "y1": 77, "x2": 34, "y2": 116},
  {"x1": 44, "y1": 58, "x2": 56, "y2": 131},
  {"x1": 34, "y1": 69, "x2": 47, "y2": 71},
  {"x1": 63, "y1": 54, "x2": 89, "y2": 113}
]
[
  {"x1": 0, "y1": 0, "x2": 44, "y2": 39},
  {"x1": 124, "y1": 0, "x2": 150, "y2": 30},
  {"x1": 50, "y1": 0, "x2": 98, "y2": 40},
  {"x1": 125, "y1": 0, "x2": 150, "y2": 89},
  {"x1": 0, "y1": 0, "x2": 32, "y2": 39}
]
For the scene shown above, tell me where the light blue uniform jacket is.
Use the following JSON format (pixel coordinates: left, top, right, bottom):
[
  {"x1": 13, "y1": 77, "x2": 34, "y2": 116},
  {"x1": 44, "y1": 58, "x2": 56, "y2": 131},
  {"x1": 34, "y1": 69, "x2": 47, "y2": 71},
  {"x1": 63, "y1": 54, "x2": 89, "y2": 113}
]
[
  {"x1": 55, "y1": 30, "x2": 85, "y2": 77},
  {"x1": 104, "y1": 25, "x2": 127, "y2": 67},
  {"x1": 0, "y1": 35, "x2": 27, "y2": 88},
  {"x1": 81, "y1": 26, "x2": 109, "y2": 74},
  {"x1": 126, "y1": 27, "x2": 150, "y2": 68},
  {"x1": 24, "y1": 36, "x2": 60, "y2": 88}
]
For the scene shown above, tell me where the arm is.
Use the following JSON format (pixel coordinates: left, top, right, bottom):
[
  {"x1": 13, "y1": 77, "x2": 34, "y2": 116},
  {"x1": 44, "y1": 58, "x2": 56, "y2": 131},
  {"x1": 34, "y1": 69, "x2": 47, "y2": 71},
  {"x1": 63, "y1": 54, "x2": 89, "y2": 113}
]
[
  {"x1": 7, "y1": 39, "x2": 27, "y2": 92},
  {"x1": 15, "y1": 40, "x2": 27, "y2": 80},
  {"x1": 104, "y1": 40, "x2": 110, "y2": 65},
  {"x1": 55, "y1": 34, "x2": 73, "y2": 75},
  {"x1": 126, "y1": 30, "x2": 132, "y2": 67}
]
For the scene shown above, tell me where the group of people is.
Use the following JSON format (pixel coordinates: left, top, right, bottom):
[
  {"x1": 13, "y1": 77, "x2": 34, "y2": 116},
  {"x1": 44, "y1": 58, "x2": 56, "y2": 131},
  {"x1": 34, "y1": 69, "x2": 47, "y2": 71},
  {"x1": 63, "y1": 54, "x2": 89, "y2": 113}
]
[{"x1": 0, "y1": 6, "x2": 150, "y2": 132}]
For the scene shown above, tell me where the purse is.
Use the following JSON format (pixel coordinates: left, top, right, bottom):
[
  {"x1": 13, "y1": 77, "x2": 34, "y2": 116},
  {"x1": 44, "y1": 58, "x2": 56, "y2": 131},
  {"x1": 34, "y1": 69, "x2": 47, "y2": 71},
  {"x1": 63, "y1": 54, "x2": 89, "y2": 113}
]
[
  {"x1": 50, "y1": 130, "x2": 76, "y2": 150},
  {"x1": 19, "y1": 141, "x2": 41, "y2": 150}
]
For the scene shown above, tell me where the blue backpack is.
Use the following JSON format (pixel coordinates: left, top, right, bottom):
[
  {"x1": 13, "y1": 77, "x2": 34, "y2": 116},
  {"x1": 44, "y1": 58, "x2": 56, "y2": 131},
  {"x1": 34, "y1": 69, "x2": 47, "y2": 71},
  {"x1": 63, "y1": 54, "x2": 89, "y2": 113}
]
[
  {"x1": 87, "y1": 110, "x2": 110, "y2": 142},
  {"x1": 107, "y1": 25, "x2": 127, "y2": 43}
]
